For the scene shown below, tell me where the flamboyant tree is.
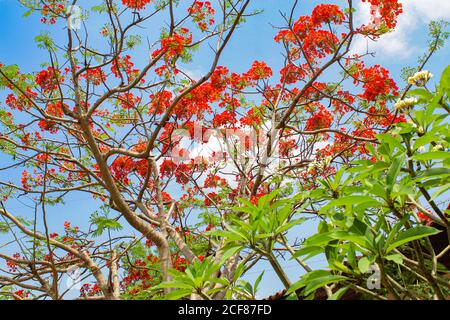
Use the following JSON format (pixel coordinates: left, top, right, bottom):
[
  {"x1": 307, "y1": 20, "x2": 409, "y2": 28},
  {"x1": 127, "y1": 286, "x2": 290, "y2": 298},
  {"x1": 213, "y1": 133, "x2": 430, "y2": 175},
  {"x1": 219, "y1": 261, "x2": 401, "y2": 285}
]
[{"x1": 0, "y1": 0, "x2": 448, "y2": 300}]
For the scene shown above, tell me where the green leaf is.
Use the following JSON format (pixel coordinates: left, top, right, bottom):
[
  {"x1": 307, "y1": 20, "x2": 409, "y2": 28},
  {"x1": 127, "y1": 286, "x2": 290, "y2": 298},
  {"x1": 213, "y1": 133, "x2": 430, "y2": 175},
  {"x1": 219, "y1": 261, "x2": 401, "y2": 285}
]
[
  {"x1": 412, "y1": 151, "x2": 450, "y2": 161},
  {"x1": 23, "y1": 9, "x2": 34, "y2": 18},
  {"x1": 386, "y1": 226, "x2": 441, "y2": 253},
  {"x1": 376, "y1": 134, "x2": 405, "y2": 152},
  {"x1": 0, "y1": 222, "x2": 10, "y2": 234},
  {"x1": 439, "y1": 64, "x2": 450, "y2": 96},
  {"x1": 407, "y1": 88, "x2": 434, "y2": 102},
  {"x1": 386, "y1": 154, "x2": 405, "y2": 193},
  {"x1": 413, "y1": 134, "x2": 438, "y2": 151},
  {"x1": 218, "y1": 246, "x2": 242, "y2": 266},
  {"x1": 302, "y1": 232, "x2": 336, "y2": 247},
  {"x1": 320, "y1": 196, "x2": 380, "y2": 213},
  {"x1": 288, "y1": 270, "x2": 348, "y2": 296},
  {"x1": 385, "y1": 253, "x2": 403, "y2": 264},
  {"x1": 164, "y1": 289, "x2": 193, "y2": 300},
  {"x1": 358, "y1": 256, "x2": 375, "y2": 273},
  {"x1": 253, "y1": 271, "x2": 264, "y2": 296},
  {"x1": 328, "y1": 286, "x2": 351, "y2": 300},
  {"x1": 330, "y1": 231, "x2": 372, "y2": 250},
  {"x1": 292, "y1": 246, "x2": 324, "y2": 260},
  {"x1": 153, "y1": 281, "x2": 194, "y2": 290},
  {"x1": 415, "y1": 168, "x2": 450, "y2": 180},
  {"x1": 430, "y1": 184, "x2": 450, "y2": 201}
]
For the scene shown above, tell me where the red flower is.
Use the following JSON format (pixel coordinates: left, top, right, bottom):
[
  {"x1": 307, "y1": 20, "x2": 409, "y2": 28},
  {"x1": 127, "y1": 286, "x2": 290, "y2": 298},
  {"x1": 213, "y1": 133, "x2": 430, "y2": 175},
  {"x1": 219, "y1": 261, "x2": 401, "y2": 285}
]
[
  {"x1": 240, "y1": 108, "x2": 261, "y2": 127},
  {"x1": 188, "y1": 1, "x2": 215, "y2": 31},
  {"x1": 311, "y1": 4, "x2": 345, "y2": 27},
  {"x1": 118, "y1": 92, "x2": 141, "y2": 109},
  {"x1": 305, "y1": 107, "x2": 333, "y2": 131},
  {"x1": 417, "y1": 211, "x2": 433, "y2": 226},
  {"x1": 122, "y1": 0, "x2": 152, "y2": 10},
  {"x1": 111, "y1": 55, "x2": 139, "y2": 81},
  {"x1": 280, "y1": 64, "x2": 306, "y2": 84},
  {"x1": 204, "y1": 192, "x2": 221, "y2": 206},
  {"x1": 13, "y1": 289, "x2": 29, "y2": 300},
  {"x1": 354, "y1": 63, "x2": 399, "y2": 102},
  {"x1": 149, "y1": 90, "x2": 172, "y2": 115},
  {"x1": 35, "y1": 67, "x2": 63, "y2": 92},
  {"x1": 279, "y1": 138, "x2": 297, "y2": 157},
  {"x1": 37, "y1": 102, "x2": 66, "y2": 133},
  {"x1": 361, "y1": 0, "x2": 403, "y2": 30},
  {"x1": 80, "y1": 68, "x2": 105, "y2": 85},
  {"x1": 152, "y1": 31, "x2": 192, "y2": 62},
  {"x1": 244, "y1": 61, "x2": 273, "y2": 81},
  {"x1": 111, "y1": 156, "x2": 136, "y2": 184},
  {"x1": 212, "y1": 110, "x2": 236, "y2": 128}
]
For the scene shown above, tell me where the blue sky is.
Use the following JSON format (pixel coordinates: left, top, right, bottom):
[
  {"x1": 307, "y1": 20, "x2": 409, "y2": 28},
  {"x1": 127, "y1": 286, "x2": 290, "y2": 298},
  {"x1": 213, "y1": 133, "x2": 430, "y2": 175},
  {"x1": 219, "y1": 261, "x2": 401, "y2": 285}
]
[{"x1": 0, "y1": 0, "x2": 450, "y2": 299}]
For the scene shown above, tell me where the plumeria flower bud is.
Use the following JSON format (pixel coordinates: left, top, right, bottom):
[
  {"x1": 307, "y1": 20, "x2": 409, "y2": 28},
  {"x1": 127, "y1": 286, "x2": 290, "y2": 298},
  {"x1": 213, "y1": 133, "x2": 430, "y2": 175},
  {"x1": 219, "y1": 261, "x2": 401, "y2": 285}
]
[
  {"x1": 394, "y1": 97, "x2": 418, "y2": 113},
  {"x1": 432, "y1": 144, "x2": 444, "y2": 151},
  {"x1": 408, "y1": 70, "x2": 433, "y2": 87},
  {"x1": 407, "y1": 119, "x2": 418, "y2": 128}
]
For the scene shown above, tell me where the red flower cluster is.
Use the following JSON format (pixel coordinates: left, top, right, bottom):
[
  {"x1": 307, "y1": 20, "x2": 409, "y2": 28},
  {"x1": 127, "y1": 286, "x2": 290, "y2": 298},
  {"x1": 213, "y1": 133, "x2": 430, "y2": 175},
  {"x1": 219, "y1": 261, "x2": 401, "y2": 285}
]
[
  {"x1": 38, "y1": 102, "x2": 66, "y2": 133},
  {"x1": 5, "y1": 90, "x2": 36, "y2": 111},
  {"x1": 417, "y1": 211, "x2": 433, "y2": 225},
  {"x1": 121, "y1": 257, "x2": 155, "y2": 294},
  {"x1": 119, "y1": 92, "x2": 141, "y2": 109},
  {"x1": 36, "y1": 153, "x2": 51, "y2": 163},
  {"x1": 244, "y1": 61, "x2": 273, "y2": 82},
  {"x1": 333, "y1": 90, "x2": 355, "y2": 115},
  {"x1": 110, "y1": 155, "x2": 149, "y2": 184},
  {"x1": 352, "y1": 62, "x2": 399, "y2": 102},
  {"x1": 172, "y1": 253, "x2": 189, "y2": 272},
  {"x1": 362, "y1": 0, "x2": 403, "y2": 30},
  {"x1": 363, "y1": 106, "x2": 405, "y2": 127},
  {"x1": 280, "y1": 64, "x2": 306, "y2": 84},
  {"x1": 160, "y1": 159, "x2": 192, "y2": 185},
  {"x1": 275, "y1": 6, "x2": 343, "y2": 76},
  {"x1": 311, "y1": 4, "x2": 345, "y2": 26},
  {"x1": 13, "y1": 289, "x2": 29, "y2": 300},
  {"x1": 80, "y1": 68, "x2": 106, "y2": 86},
  {"x1": 149, "y1": 90, "x2": 172, "y2": 115},
  {"x1": 204, "y1": 192, "x2": 222, "y2": 206},
  {"x1": 188, "y1": 1, "x2": 215, "y2": 31},
  {"x1": 173, "y1": 66, "x2": 229, "y2": 120},
  {"x1": 305, "y1": 106, "x2": 333, "y2": 131},
  {"x1": 80, "y1": 283, "x2": 101, "y2": 297},
  {"x1": 279, "y1": 138, "x2": 297, "y2": 157},
  {"x1": 212, "y1": 110, "x2": 236, "y2": 128},
  {"x1": 21, "y1": 170, "x2": 31, "y2": 191},
  {"x1": 111, "y1": 55, "x2": 139, "y2": 81},
  {"x1": 152, "y1": 29, "x2": 192, "y2": 62},
  {"x1": 204, "y1": 174, "x2": 227, "y2": 188},
  {"x1": 41, "y1": 3, "x2": 65, "y2": 25},
  {"x1": 240, "y1": 108, "x2": 261, "y2": 127},
  {"x1": 6, "y1": 253, "x2": 22, "y2": 273},
  {"x1": 35, "y1": 67, "x2": 63, "y2": 92},
  {"x1": 122, "y1": 0, "x2": 151, "y2": 10}
]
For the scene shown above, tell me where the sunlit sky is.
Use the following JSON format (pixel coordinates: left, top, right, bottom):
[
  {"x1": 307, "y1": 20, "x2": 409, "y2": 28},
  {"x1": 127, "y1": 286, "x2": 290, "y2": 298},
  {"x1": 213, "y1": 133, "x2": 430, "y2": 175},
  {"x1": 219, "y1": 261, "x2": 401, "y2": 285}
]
[{"x1": 0, "y1": 0, "x2": 449, "y2": 298}]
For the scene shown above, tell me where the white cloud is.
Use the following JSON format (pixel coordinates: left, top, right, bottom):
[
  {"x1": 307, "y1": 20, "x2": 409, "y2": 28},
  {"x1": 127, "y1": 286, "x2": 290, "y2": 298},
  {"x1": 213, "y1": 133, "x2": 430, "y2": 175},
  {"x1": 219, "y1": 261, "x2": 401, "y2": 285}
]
[{"x1": 351, "y1": 0, "x2": 450, "y2": 59}]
